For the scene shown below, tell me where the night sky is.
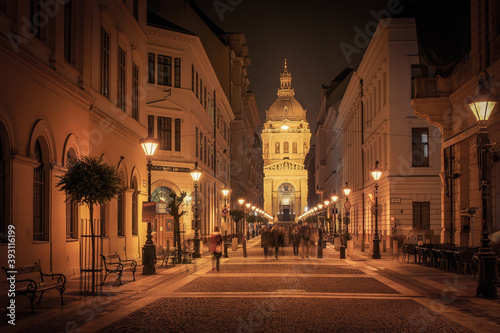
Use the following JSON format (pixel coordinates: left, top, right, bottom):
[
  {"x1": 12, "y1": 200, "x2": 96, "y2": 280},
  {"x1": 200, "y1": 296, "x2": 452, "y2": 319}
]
[{"x1": 195, "y1": 0, "x2": 394, "y2": 138}]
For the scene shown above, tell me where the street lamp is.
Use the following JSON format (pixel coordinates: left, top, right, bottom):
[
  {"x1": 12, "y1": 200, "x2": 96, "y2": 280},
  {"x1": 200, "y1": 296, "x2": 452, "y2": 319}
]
[
  {"x1": 331, "y1": 192, "x2": 339, "y2": 234},
  {"x1": 340, "y1": 182, "x2": 351, "y2": 259},
  {"x1": 323, "y1": 199, "x2": 330, "y2": 234},
  {"x1": 190, "y1": 162, "x2": 202, "y2": 259},
  {"x1": 371, "y1": 161, "x2": 382, "y2": 259},
  {"x1": 467, "y1": 76, "x2": 498, "y2": 297},
  {"x1": 140, "y1": 135, "x2": 159, "y2": 275}
]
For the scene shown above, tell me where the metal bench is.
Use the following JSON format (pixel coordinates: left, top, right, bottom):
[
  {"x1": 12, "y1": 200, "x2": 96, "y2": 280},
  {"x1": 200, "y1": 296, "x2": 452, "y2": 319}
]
[
  {"x1": 155, "y1": 247, "x2": 176, "y2": 267},
  {"x1": 2, "y1": 264, "x2": 66, "y2": 312},
  {"x1": 100, "y1": 253, "x2": 137, "y2": 286}
]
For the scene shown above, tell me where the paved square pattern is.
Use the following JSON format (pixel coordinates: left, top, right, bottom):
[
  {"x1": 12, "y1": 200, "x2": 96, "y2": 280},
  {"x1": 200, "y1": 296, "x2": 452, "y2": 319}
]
[
  {"x1": 97, "y1": 297, "x2": 473, "y2": 333},
  {"x1": 207, "y1": 264, "x2": 365, "y2": 274},
  {"x1": 175, "y1": 276, "x2": 400, "y2": 294}
]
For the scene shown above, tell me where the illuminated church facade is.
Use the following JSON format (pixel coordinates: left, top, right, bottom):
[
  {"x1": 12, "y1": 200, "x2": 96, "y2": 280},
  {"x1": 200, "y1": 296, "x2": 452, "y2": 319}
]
[{"x1": 261, "y1": 61, "x2": 311, "y2": 222}]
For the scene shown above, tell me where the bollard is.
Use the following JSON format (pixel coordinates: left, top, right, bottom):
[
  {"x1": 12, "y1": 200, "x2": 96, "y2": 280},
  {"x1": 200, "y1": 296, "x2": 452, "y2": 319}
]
[
  {"x1": 243, "y1": 239, "x2": 247, "y2": 258},
  {"x1": 223, "y1": 231, "x2": 229, "y2": 258}
]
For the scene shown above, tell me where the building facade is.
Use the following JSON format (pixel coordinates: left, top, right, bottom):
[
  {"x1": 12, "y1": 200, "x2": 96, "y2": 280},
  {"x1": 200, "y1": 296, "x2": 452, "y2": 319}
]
[
  {"x1": 262, "y1": 62, "x2": 311, "y2": 222},
  {"x1": 0, "y1": 0, "x2": 150, "y2": 276},
  {"x1": 314, "y1": 18, "x2": 442, "y2": 248},
  {"x1": 149, "y1": 0, "x2": 264, "y2": 234},
  {"x1": 0, "y1": 0, "x2": 246, "y2": 276},
  {"x1": 412, "y1": 0, "x2": 500, "y2": 246},
  {"x1": 145, "y1": 12, "x2": 233, "y2": 248}
]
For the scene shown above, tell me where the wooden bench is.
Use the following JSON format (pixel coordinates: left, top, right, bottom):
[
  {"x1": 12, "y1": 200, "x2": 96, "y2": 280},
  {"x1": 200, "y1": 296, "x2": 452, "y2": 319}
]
[
  {"x1": 100, "y1": 253, "x2": 137, "y2": 286},
  {"x1": 2, "y1": 264, "x2": 66, "y2": 312}
]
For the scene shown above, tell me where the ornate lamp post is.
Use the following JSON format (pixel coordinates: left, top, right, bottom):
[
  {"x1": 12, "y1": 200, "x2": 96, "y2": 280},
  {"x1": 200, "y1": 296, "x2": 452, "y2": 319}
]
[
  {"x1": 467, "y1": 77, "x2": 498, "y2": 297},
  {"x1": 140, "y1": 135, "x2": 159, "y2": 275},
  {"x1": 331, "y1": 192, "x2": 339, "y2": 234},
  {"x1": 323, "y1": 199, "x2": 330, "y2": 234},
  {"x1": 190, "y1": 162, "x2": 202, "y2": 259},
  {"x1": 370, "y1": 161, "x2": 382, "y2": 259},
  {"x1": 340, "y1": 183, "x2": 351, "y2": 259}
]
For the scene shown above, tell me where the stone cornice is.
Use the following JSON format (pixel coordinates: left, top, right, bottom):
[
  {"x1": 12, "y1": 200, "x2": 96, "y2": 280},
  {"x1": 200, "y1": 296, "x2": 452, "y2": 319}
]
[{"x1": 411, "y1": 97, "x2": 451, "y2": 133}]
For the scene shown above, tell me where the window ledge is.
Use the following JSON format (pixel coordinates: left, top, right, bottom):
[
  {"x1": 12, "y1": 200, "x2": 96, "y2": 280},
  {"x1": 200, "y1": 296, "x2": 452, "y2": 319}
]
[{"x1": 66, "y1": 239, "x2": 79, "y2": 242}]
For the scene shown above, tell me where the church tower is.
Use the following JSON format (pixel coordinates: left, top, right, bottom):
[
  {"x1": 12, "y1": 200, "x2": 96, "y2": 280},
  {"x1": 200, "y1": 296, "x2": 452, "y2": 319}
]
[{"x1": 261, "y1": 60, "x2": 311, "y2": 223}]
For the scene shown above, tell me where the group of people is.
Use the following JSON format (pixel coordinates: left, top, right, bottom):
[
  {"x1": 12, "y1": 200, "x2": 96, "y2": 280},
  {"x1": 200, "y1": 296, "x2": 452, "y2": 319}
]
[{"x1": 260, "y1": 222, "x2": 322, "y2": 259}]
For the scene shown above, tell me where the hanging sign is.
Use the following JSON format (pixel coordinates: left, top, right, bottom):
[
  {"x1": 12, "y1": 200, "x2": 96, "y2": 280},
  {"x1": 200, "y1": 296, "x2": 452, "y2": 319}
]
[{"x1": 142, "y1": 202, "x2": 156, "y2": 223}]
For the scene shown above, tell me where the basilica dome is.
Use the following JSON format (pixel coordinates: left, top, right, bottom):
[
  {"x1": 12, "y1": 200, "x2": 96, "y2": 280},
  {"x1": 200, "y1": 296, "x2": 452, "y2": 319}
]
[{"x1": 265, "y1": 60, "x2": 307, "y2": 122}]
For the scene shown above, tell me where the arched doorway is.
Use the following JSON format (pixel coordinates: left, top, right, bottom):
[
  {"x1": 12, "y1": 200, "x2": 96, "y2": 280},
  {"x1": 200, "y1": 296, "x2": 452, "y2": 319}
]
[
  {"x1": 151, "y1": 186, "x2": 175, "y2": 249},
  {"x1": 277, "y1": 183, "x2": 295, "y2": 221}
]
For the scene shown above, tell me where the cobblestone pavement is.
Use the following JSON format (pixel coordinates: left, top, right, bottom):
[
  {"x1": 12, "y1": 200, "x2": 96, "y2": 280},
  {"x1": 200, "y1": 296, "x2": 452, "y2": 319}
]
[
  {"x1": 5, "y1": 238, "x2": 500, "y2": 332},
  {"x1": 206, "y1": 264, "x2": 364, "y2": 274},
  {"x1": 97, "y1": 297, "x2": 473, "y2": 333},
  {"x1": 176, "y1": 276, "x2": 399, "y2": 294}
]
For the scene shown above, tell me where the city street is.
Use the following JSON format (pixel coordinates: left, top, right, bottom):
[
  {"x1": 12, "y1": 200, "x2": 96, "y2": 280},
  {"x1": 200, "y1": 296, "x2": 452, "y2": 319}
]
[{"x1": 3, "y1": 237, "x2": 500, "y2": 333}]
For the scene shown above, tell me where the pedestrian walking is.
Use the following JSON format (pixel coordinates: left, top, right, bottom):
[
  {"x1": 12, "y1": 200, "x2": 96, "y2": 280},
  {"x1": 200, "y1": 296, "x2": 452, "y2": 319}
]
[
  {"x1": 278, "y1": 227, "x2": 285, "y2": 256},
  {"x1": 299, "y1": 222, "x2": 310, "y2": 258},
  {"x1": 209, "y1": 227, "x2": 223, "y2": 271},
  {"x1": 261, "y1": 226, "x2": 272, "y2": 259},
  {"x1": 271, "y1": 225, "x2": 280, "y2": 259},
  {"x1": 292, "y1": 226, "x2": 300, "y2": 256}
]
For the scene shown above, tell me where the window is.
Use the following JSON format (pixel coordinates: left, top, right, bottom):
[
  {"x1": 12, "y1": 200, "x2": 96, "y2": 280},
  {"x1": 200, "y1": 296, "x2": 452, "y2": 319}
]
[
  {"x1": 148, "y1": 53, "x2": 155, "y2": 84},
  {"x1": 292, "y1": 142, "x2": 297, "y2": 153},
  {"x1": 66, "y1": 197, "x2": 78, "y2": 239},
  {"x1": 65, "y1": 148, "x2": 78, "y2": 239},
  {"x1": 175, "y1": 118, "x2": 181, "y2": 152},
  {"x1": 158, "y1": 116, "x2": 172, "y2": 150},
  {"x1": 275, "y1": 142, "x2": 280, "y2": 153},
  {"x1": 148, "y1": 115, "x2": 154, "y2": 137},
  {"x1": 100, "y1": 28, "x2": 110, "y2": 98},
  {"x1": 196, "y1": 72, "x2": 199, "y2": 98},
  {"x1": 283, "y1": 141, "x2": 289, "y2": 153},
  {"x1": 412, "y1": 128, "x2": 429, "y2": 167},
  {"x1": 204, "y1": 86, "x2": 207, "y2": 109},
  {"x1": 191, "y1": 64, "x2": 194, "y2": 92},
  {"x1": 132, "y1": 177, "x2": 138, "y2": 236},
  {"x1": 174, "y1": 58, "x2": 181, "y2": 88},
  {"x1": 196, "y1": 127, "x2": 199, "y2": 158},
  {"x1": 118, "y1": 47, "x2": 126, "y2": 110},
  {"x1": 199, "y1": 79, "x2": 203, "y2": 103},
  {"x1": 200, "y1": 132, "x2": 203, "y2": 160},
  {"x1": 30, "y1": 0, "x2": 45, "y2": 40},
  {"x1": 132, "y1": 63, "x2": 139, "y2": 120},
  {"x1": 64, "y1": 0, "x2": 73, "y2": 63},
  {"x1": 133, "y1": 0, "x2": 138, "y2": 20},
  {"x1": 412, "y1": 202, "x2": 430, "y2": 230},
  {"x1": 158, "y1": 55, "x2": 171, "y2": 86},
  {"x1": 33, "y1": 140, "x2": 48, "y2": 241},
  {"x1": 100, "y1": 204, "x2": 107, "y2": 237},
  {"x1": 117, "y1": 189, "x2": 124, "y2": 236},
  {"x1": 204, "y1": 136, "x2": 207, "y2": 164}
]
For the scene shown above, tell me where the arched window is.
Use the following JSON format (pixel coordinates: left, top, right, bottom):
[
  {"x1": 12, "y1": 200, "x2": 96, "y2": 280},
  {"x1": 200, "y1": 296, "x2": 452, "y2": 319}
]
[
  {"x1": 283, "y1": 141, "x2": 289, "y2": 153},
  {"x1": 292, "y1": 142, "x2": 297, "y2": 153},
  {"x1": 151, "y1": 186, "x2": 175, "y2": 203},
  {"x1": 33, "y1": 140, "x2": 48, "y2": 241},
  {"x1": 275, "y1": 142, "x2": 280, "y2": 154},
  {"x1": 132, "y1": 176, "x2": 139, "y2": 236},
  {"x1": 65, "y1": 148, "x2": 78, "y2": 239},
  {"x1": 117, "y1": 174, "x2": 125, "y2": 236}
]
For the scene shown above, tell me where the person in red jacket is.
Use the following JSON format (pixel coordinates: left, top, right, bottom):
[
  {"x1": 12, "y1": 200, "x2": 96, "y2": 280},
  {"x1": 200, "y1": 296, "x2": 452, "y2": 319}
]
[{"x1": 209, "y1": 227, "x2": 223, "y2": 271}]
